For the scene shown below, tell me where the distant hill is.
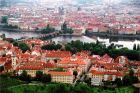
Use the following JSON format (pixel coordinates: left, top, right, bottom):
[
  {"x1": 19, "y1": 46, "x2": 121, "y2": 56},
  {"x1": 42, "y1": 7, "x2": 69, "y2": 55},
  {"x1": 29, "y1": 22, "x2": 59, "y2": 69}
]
[
  {"x1": 1, "y1": 0, "x2": 140, "y2": 7},
  {"x1": 76, "y1": 0, "x2": 101, "y2": 4},
  {"x1": 0, "y1": 0, "x2": 35, "y2": 7}
]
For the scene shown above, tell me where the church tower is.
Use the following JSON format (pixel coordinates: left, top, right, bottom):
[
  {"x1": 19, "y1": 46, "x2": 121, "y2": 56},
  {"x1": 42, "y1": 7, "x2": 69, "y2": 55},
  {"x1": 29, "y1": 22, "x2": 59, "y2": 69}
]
[{"x1": 11, "y1": 54, "x2": 17, "y2": 68}]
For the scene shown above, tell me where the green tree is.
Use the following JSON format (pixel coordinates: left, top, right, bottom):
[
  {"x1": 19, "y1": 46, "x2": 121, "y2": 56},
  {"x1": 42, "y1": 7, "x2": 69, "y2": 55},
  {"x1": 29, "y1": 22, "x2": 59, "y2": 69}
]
[
  {"x1": 61, "y1": 22, "x2": 67, "y2": 31},
  {"x1": 85, "y1": 29, "x2": 89, "y2": 35},
  {"x1": 108, "y1": 43, "x2": 116, "y2": 50},
  {"x1": 41, "y1": 44, "x2": 62, "y2": 50},
  {"x1": 114, "y1": 78, "x2": 122, "y2": 87},
  {"x1": 41, "y1": 74, "x2": 51, "y2": 83},
  {"x1": 64, "y1": 40, "x2": 140, "y2": 60},
  {"x1": 84, "y1": 77, "x2": 91, "y2": 85},
  {"x1": 137, "y1": 44, "x2": 140, "y2": 50},
  {"x1": 46, "y1": 74, "x2": 51, "y2": 82},
  {"x1": 1, "y1": 16, "x2": 8, "y2": 24},
  {"x1": 133, "y1": 44, "x2": 137, "y2": 50},
  {"x1": 73, "y1": 70, "x2": 78, "y2": 78},
  {"x1": 19, "y1": 70, "x2": 31, "y2": 82},
  {"x1": 26, "y1": 74, "x2": 31, "y2": 83},
  {"x1": 74, "y1": 83, "x2": 91, "y2": 93},
  {"x1": 123, "y1": 69, "x2": 139, "y2": 86},
  {"x1": 47, "y1": 83, "x2": 70, "y2": 93},
  {"x1": 0, "y1": 66, "x2": 4, "y2": 72},
  {"x1": 129, "y1": 69, "x2": 134, "y2": 76},
  {"x1": 13, "y1": 41, "x2": 18, "y2": 46},
  {"x1": 35, "y1": 71, "x2": 43, "y2": 81},
  {"x1": 18, "y1": 42, "x2": 30, "y2": 52},
  {"x1": 41, "y1": 24, "x2": 55, "y2": 34}
]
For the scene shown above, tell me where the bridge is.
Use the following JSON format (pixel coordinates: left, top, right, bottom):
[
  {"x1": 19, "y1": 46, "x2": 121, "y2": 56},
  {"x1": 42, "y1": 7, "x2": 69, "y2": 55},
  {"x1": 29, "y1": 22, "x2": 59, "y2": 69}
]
[
  {"x1": 36, "y1": 30, "x2": 63, "y2": 39},
  {"x1": 17, "y1": 30, "x2": 64, "y2": 41}
]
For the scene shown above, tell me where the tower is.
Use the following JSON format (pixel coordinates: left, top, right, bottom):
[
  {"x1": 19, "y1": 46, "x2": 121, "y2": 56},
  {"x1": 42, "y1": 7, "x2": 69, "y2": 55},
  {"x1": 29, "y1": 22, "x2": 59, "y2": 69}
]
[
  {"x1": 11, "y1": 54, "x2": 17, "y2": 68},
  {"x1": 41, "y1": 53, "x2": 46, "y2": 62}
]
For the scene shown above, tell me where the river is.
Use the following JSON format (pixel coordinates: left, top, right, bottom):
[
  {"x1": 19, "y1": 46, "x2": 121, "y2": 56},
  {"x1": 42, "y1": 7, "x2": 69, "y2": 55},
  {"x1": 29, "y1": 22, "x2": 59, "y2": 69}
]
[{"x1": 0, "y1": 31, "x2": 140, "y2": 50}]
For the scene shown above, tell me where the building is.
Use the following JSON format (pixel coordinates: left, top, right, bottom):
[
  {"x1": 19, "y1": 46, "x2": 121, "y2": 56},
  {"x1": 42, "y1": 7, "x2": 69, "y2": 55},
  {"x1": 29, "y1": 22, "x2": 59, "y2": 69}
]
[
  {"x1": 58, "y1": 55, "x2": 88, "y2": 71},
  {"x1": 45, "y1": 50, "x2": 71, "y2": 60},
  {"x1": 16, "y1": 61, "x2": 46, "y2": 77},
  {"x1": 88, "y1": 54, "x2": 127, "y2": 86},
  {"x1": 48, "y1": 71, "x2": 74, "y2": 84}
]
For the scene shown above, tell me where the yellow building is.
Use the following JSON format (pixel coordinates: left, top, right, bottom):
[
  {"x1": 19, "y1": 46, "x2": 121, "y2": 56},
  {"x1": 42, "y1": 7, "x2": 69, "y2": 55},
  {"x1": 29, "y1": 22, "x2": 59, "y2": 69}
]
[
  {"x1": 88, "y1": 70, "x2": 104, "y2": 86},
  {"x1": 48, "y1": 71, "x2": 74, "y2": 84}
]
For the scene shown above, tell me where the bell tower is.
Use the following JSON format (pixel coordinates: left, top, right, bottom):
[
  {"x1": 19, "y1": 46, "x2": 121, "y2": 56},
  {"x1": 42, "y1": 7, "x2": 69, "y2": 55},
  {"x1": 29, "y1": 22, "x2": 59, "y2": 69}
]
[{"x1": 11, "y1": 54, "x2": 17, "y2": 68}]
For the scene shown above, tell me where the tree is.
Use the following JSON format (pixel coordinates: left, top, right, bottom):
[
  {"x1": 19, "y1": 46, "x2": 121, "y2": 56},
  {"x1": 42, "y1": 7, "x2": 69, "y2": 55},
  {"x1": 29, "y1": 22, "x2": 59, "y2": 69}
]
[
  {"x1": 13, "y1": 41, "x2": 18, "y2": 46},
  {"x1": 108, "y1": 43, "x2": 116, "y2": 50},
  {"x1": 129, "y1": 69, "x2": 134, "y2": 76},
  {"x1": 26, "y1": 74, "x2": 31, "y2": 83},
  {"x1": 123, "y1": 75, "x2": 131, "y2": 86},
  {"x1": 31, "y1": 43, "x2": 35, "y2": 48},
  {"x1": 19, "y1": 70, "x2": 29, "y2": 81},
  {"x1": 1, "y1": 16, "x2": 8, "y2": 24},
  {"x1": 61, "y1": 22, "x2": 67, "y2": 31},
  {"x1": 41, "y1": 24, "x2": 55, "y2": 34},
  {"x1": 114, "y1": 78, "x2": 122, "y2": 87},
  {"x1": 137, "y1": 44, "x2": 140, "y2": 50},
  {"x1": 41, "y1": 44, "x2": 62, "y2": 50},
  {"x1": 47, "y1": 83, "x2": 70, "y2": 93},
  {"x1": 41, "y1": 74, "x2": 51, "y2": 83},
  {"x1": 35, "y1": 71, "x2": 43, "y2": 81},
  {"x1": 84, "y1": 77, "x2": 91, "y2": 85},
  {"x1": 0, "y1": 66, "x2": 4, "y2": 72},
  {"x1": 123, "y1": 69, "x2": 139, "y2": 86},
  {"x1": 73, "y1": 70, "x2": 78, "y2": 78},
  {"x1": 46, "y1": 74, "x2": 51, "y2": 82},
  {"x1": 74, "y1": 83, "x2": 91, "y2": 93},
  {"x1": 18, "y1": 43, "x2": 30, "y2": 52},
  {"x1": 133, "y1": 44, "x2": 137, "y2": 50},
  {"x1": 85, "y1": 29, "x2": 89, "y2": 35}
]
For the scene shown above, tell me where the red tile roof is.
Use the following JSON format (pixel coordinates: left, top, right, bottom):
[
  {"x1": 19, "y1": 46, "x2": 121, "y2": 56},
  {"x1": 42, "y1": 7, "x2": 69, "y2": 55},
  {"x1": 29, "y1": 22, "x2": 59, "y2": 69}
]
[
  {"x1": 45, "y1": 62, "x2": 56, "y2": 68},
  {"x1": 48, "y1": 71, "x2": 72, "y2": 76},
  {"x1": 46, "y1": 51, "x2": 71, "y2": 58},
  {"x1": 90, "y1": 70, "x2": 124, "y2": 76}
]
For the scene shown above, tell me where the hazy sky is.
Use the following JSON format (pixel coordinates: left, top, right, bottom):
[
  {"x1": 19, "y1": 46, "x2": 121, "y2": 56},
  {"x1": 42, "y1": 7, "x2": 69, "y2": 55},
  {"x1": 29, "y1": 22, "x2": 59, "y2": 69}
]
[{"x1": 38, "y1": 0, "x2": 127, "y2": 4}]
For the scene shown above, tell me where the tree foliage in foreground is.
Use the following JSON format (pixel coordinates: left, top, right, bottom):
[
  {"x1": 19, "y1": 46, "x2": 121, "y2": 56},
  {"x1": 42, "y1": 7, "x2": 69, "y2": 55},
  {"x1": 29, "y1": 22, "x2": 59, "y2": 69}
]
[
  {"x1": 35, "y1": 71, "x2": 51, "y2": 83},
  {"x1": 8, "y1": 83, "x2": 134, "y2": 93},
  {"x1": 19, "y1": 70, "x2": 31, "y2": 82},
  {"x1": 122, "y1": 69, "x2": 139, "y2": 86}
]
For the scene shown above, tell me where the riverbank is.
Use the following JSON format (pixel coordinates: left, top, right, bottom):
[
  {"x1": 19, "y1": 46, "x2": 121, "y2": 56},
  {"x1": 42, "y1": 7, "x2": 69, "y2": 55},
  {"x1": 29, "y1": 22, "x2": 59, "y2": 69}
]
[
  {"x1": 60, "y1": 34, "x2": 82, "y2": 37},
  {"x1": 0, "y1": 28, "x2": 41, "y2": 33},
  {"x1": 86, "y1": 32, "x2": 140, "y2": 40}
]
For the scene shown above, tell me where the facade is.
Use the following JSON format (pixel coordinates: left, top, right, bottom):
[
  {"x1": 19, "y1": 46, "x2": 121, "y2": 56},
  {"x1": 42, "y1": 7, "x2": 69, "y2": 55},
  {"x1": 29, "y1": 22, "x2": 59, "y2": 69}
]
[
  {"x1": 48, "y1": 71, "x2": 74, "y2": 84},
  {"x1": 88, "y1": 54, "x2": 128, "y2": 86}
]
